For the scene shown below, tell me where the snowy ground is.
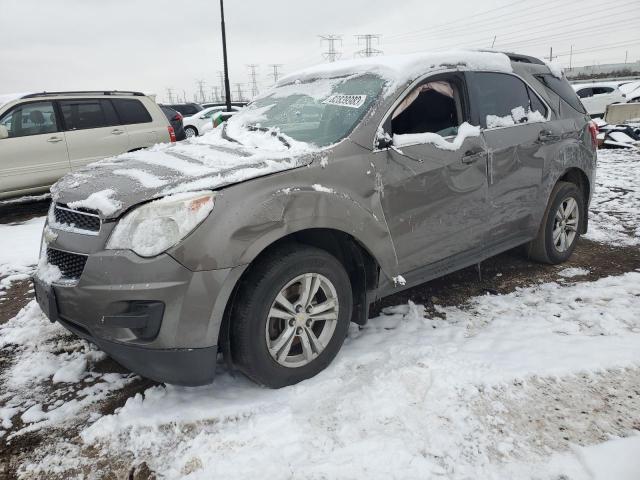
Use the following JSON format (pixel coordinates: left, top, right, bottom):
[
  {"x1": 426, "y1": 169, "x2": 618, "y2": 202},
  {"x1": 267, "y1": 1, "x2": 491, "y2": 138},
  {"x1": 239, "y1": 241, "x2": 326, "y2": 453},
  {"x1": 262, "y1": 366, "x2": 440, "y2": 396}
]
[{"x1": 0, "y1": 149, "x2": 639, "y2": 479}]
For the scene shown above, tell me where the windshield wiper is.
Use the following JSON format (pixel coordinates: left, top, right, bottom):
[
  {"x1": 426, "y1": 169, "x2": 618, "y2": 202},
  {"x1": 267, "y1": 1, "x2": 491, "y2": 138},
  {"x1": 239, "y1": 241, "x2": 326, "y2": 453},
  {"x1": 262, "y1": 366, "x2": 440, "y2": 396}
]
[{"x1": 247, "y1": 125, "x2": 291, "y2": 149}]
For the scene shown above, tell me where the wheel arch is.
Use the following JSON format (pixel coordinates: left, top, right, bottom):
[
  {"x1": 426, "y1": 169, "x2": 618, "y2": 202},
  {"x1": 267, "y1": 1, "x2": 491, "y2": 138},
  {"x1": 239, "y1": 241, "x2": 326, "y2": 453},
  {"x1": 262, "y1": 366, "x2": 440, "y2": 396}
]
[
  {"x1": 217, "y1": 227, "x2": 380, "y2": 368},
  {"x1": 557, "y1": 166, "x2": 590, "y2": 233}
]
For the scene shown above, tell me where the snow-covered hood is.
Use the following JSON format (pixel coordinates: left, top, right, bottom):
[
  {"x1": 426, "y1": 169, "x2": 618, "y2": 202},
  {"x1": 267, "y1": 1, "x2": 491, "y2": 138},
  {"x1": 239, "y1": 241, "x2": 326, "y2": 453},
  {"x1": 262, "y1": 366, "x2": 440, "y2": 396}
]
[{"x1": 51, "y1": 130, "x2": 317, "y2": 219}]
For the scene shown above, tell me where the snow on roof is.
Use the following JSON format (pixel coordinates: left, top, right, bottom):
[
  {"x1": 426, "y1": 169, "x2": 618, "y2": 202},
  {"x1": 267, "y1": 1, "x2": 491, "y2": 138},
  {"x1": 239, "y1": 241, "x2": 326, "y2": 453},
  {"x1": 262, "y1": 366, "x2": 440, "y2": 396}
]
[{"x1": 278, "y1": 50, "x2": 514, "y2": 92}]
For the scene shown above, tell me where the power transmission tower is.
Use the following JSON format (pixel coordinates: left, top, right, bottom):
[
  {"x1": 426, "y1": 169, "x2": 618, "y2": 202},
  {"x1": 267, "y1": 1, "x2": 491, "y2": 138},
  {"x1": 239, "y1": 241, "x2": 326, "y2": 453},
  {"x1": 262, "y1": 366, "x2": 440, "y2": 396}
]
[
  {"x1": 196, "y1": 80, "x2": 207, "y2": 103},
  {"x1": 355, "y1": 34, "x2": 382, "y2": 57},
  {"x1": 320, "y1": 35, "x2": 342, "y2": 62},
  {"x1": 247, "y1": 64, "x2": 260, "y2": 98},
  {"x1": 182, "y1": 90, "x2": 187, "y2": 103},
  {"x1": 234, "y1": 83, "x2": 245, "y2": 102},
  {"x1": 211, "y1": 86, "x2": 220, "y2": 102},
  {"x1": 165, "y1": 87, "x2": 174, "y2": 103},
  {"x1": 269, "y1": 64, "x2": 283, "y2": 84}
]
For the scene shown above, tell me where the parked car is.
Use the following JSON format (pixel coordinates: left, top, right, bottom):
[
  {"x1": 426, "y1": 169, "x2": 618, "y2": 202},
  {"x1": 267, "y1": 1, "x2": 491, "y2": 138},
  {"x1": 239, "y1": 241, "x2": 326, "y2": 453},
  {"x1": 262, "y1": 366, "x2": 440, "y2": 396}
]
[
  {"x1": 165, "y1": 103, "x2": 203, "y2": 116},
  {"x1": 159, "y1": 105, "x2": 186, "y2": 141},
  {"x1": 572, "y1": 82, "x2": 627, "y2": 117},
  {"x1": 183, "y1": 106, "x2": 241, "y2": 137},
  {"x1": 617, "y1": 80, "x2": 640, "y2": 103},
  {"x1": 0, "y1": 91, "x2": 174, "y2": 200},
  {"x1": 35, "y1": 51, "x2": 596, "y2": 388}
]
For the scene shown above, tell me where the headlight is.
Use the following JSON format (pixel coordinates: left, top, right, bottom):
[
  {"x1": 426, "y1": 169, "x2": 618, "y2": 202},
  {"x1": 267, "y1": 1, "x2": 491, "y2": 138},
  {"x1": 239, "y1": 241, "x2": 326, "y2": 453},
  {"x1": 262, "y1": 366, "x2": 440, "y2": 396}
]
[{"x1": 106, "y1": 191, "x2": 215, "y2": 257}]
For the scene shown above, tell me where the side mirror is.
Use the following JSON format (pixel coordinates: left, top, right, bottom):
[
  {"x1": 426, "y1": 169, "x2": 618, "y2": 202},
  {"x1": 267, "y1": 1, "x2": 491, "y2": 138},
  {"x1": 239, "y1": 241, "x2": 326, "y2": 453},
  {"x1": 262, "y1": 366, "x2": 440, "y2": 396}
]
[
  {"x1": 376, "y1": 132, "x2": 393, "y2": 150},
  {"x1": 0, "y1": 125, "x2": 8, "y2": 139}
]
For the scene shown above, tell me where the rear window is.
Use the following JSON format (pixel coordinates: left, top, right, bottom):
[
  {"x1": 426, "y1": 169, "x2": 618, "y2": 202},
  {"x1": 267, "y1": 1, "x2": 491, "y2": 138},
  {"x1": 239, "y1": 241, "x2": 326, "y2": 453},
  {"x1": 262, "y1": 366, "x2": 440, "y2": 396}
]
[
  {"x1": 112, "y1": 99, "x2": 152, "y2": 124},
  {"x1": 535, "y1": 74, "x2": 587, "y2": 114},
  {"x1": 59, "y1": 99, "x2": 119, "y2": 130}
]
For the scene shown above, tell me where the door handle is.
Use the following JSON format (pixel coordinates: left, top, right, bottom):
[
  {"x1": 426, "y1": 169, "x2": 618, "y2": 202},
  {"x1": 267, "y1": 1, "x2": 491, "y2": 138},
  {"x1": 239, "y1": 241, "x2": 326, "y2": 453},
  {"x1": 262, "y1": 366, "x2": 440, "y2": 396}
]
[
  {"x1": 538, "y1": 130, "x2": 558, "y2": 142},
  {"x1": 111, "y1": 129, "x2": 125, "y2": 135},
  {"x1": 461, "y1": 150, "x2": 485, "y2": 164},
  {"x1": 47, "y1": 136, "x2": 63, "y2": 143}
]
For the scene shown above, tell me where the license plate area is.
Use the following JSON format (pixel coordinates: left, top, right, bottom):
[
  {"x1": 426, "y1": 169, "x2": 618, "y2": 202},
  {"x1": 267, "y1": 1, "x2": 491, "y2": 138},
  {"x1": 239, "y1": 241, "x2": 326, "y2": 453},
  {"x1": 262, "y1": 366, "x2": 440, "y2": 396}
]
[{"x1": 33, "y1": 278, "x2": 58, "y2": 322}]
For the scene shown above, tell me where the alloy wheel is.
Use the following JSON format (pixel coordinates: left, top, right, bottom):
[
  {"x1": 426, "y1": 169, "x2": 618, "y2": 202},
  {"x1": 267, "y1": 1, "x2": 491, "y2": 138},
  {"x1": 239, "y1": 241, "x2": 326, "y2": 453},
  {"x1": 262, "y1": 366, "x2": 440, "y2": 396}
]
[
  {"x1": 552, "y1": 196, "x2": 579, "y2": 252},
  {"x1": 265, "y1": 273, "x2": 339, "y2": 368}
]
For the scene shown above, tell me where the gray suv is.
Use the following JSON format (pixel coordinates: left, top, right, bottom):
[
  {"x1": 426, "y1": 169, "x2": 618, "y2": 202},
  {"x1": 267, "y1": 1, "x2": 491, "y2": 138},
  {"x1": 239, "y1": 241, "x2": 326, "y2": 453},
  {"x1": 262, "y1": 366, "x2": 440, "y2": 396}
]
[{"x1": 34, "y1": 51, "x2": 597, "y2": 388}]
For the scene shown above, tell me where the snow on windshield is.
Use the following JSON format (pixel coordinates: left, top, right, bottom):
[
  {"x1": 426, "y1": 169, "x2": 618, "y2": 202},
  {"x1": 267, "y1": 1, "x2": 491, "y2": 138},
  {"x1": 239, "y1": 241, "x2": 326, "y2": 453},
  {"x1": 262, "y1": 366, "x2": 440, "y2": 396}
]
[{"x1": 226, "y1": 73, "x2": 387, "y2": 147}]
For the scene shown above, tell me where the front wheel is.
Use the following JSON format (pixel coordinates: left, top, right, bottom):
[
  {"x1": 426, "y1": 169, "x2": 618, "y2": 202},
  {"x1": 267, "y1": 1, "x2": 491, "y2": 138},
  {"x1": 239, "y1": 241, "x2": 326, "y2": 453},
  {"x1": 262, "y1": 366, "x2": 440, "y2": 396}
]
[
  {"x1": 527, "y1": 181, "x2": 585, "y2": 264},
  {"x1": 230, "y1": 246, "x2": 352, "y2": 388}
]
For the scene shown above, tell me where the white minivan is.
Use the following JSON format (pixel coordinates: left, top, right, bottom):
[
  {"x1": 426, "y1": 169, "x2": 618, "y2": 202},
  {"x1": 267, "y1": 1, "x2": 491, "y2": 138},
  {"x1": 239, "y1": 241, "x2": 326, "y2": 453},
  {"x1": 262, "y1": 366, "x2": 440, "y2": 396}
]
[{"x1": 0, "y1": 91, "x2": 174, "y2": 200}]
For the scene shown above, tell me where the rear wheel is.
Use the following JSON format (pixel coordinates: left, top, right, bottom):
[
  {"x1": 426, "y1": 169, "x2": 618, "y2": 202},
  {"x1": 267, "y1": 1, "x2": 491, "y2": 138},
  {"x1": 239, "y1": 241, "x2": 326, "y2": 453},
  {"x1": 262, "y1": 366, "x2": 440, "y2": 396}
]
[
  {"x1": 185, "y1": 126, "x2": 197, "y2": 138},
  {"x1": 527, "y1": 181, "x2": 584, "y2": 264},
  {"x1": 230, "y1": 246, "x2": 352, "y2": 388}
]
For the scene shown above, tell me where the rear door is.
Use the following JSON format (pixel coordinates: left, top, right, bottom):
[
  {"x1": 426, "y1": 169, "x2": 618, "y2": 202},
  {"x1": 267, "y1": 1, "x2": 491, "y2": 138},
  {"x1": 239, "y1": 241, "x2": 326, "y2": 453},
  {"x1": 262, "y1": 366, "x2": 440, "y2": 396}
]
[
  {"x1": 0, "y1": 100, "x2": 70, "y2": 194},
  {"x1": 467, "y1": 71, "x2": 553, "y2": 249},
  {"x1": 59, "y1": 98, "x2": 130, "y2": 169}
]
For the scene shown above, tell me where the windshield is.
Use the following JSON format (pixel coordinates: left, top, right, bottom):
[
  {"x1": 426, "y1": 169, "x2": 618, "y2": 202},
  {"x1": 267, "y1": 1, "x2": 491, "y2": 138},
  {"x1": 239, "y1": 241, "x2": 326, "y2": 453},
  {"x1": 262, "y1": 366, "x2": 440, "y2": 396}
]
[{"x1": 225, "y1": 73, "x2": 386, "y2": 148}]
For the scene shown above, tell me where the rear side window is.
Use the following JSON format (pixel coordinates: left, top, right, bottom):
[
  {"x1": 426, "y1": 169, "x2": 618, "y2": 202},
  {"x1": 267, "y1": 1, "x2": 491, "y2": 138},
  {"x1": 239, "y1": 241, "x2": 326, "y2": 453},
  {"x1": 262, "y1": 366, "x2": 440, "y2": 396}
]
[
  {"x1": 0, "y1": 101, "x2": 59, "y2": 137},
  {"x1": 470, "y1": 72, "x2": 546, "y2": 128},
  {"x1": 59, "y1": 99, "x2": 119, "y2": 130},
  {"x1": 576, "y1": 88, "x2": 592, "y2": 99},
  {"x1": 112, "y1": 99, "x2": 152, "y2": 124},
  {"x1": 536, "y1": 74, "x2": 587, "y2": 114}
]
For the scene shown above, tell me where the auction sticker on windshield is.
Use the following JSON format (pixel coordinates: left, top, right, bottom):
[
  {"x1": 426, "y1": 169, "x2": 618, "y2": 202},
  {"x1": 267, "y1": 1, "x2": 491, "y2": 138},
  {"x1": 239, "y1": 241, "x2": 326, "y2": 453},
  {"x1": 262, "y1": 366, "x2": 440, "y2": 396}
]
[{"x1": 322, "y1": 94, "x2": 367, "y2": 108}]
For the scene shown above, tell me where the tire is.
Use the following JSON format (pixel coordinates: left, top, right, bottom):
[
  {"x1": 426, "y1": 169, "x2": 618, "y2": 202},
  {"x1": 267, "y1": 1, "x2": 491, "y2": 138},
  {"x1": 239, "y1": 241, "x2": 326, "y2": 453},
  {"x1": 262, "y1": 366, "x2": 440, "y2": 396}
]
[
  {"x1": 527, "y1": 181, "x2": 585, "y2": 264},
  {"x1": 184, "y1": 126, "x2": 197, "y2": 138},
  {"x1": 230, "y1": 245, "x2": 353, "y2": 388}
]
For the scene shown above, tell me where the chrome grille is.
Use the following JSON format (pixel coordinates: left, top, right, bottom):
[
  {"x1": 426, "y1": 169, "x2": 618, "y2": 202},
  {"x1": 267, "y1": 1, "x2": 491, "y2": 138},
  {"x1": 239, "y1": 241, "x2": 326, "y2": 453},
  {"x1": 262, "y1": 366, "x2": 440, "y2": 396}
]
[
  {"x1": 47, "y1": 248, "x2": 88, "y2": 280},
  {"x1": 54, "y1": 204, "x2": 101, "y2": 233}
]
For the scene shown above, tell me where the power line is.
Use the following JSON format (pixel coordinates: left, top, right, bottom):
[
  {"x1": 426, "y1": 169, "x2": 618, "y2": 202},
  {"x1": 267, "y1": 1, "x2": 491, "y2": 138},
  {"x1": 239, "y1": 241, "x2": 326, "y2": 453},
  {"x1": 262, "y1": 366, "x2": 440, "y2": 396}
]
[
  {"x1": 355, "y1": 34, "x2": 383, "y2": 58},
  {"x1": 247, "y1": 64, "x2": 260, "y2": 98},
  {"x1": 320, "y1": 35, "x2": 342, "y2": 62}
]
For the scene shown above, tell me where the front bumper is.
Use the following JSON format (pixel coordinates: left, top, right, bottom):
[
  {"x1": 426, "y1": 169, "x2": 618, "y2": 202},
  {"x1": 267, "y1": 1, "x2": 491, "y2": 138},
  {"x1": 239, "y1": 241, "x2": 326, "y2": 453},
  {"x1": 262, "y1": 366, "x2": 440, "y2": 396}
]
[{"x1": 34, "y1": 248, "x2": 246, "y2": 386}]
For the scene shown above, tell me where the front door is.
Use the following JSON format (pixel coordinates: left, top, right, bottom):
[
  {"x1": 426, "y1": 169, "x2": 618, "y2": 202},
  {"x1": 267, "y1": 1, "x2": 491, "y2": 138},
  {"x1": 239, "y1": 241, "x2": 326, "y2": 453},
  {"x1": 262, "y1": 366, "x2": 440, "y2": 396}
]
[
  {"x1": 373, "y1": 73, "x2": 489, "y2": 275},
  {"x1": 0, "y1": 100, "x2": 70, "y2": 195},
  {"x1": 59, "y1": 99, "x2": 130, "y2": 169}
]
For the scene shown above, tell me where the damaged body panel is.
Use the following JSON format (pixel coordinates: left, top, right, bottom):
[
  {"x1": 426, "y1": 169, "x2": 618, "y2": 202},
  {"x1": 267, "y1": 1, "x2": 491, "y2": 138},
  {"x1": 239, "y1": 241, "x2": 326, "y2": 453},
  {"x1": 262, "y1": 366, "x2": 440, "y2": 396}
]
[{"x1": 35, "y1": 51, "x2": 597, "y2": 386}]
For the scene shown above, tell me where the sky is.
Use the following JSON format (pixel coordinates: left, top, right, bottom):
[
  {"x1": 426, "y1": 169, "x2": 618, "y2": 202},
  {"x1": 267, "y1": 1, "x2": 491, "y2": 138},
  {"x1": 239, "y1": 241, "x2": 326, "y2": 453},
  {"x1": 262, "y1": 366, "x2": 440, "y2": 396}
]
[{"x1": 1, "y1": 0, "x2": 639, "y2": 103}]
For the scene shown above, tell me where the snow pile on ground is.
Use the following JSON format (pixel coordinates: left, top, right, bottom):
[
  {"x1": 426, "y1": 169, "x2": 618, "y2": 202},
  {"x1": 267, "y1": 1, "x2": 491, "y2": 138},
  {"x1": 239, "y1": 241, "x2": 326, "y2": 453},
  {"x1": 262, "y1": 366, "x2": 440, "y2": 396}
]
[
  {"x1": 0, "y1": 300, "x2": 135, "y2": 439},
  {"x1": 586, "y1": 149, "x2": 640, "y2": 246},
  {"x1": 17, "y1": 272, "x2": 635, "y2": 479},
  {"x1": 0, "y1": 217, "x2": 45, "y2": 296}
]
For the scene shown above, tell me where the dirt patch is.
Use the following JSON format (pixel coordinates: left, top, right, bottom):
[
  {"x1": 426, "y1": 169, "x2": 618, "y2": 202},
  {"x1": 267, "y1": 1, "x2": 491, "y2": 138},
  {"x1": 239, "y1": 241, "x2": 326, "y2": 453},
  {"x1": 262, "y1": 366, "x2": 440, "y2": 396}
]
[
  {"x1": 0, "y1": 201, "x2": 50, "y2": 226},
  {"x1": 0, "y1": 280, "x2": 33, "y2": 326},
  {"x1": 371, "y1": 239, "x2": 640, "y2": 317}
]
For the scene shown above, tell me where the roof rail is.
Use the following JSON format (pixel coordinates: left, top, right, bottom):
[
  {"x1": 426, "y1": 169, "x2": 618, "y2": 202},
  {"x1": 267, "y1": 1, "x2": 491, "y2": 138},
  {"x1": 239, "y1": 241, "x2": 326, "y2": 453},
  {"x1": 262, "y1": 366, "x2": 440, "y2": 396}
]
[
  {"x1": 20, "y1": 91, "x2": 145, "y2": 99},
  {"x1": 477, "y1": 50, "x2": 545, "y2": 66}
]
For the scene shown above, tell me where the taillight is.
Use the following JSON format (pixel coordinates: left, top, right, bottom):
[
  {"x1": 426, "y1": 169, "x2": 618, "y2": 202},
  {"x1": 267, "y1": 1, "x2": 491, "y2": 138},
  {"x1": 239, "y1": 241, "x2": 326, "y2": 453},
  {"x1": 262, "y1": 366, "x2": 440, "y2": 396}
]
[
  {"x1": 174, "y1": 113, "x2": 183, "y2": 121},
  {"x1": 588, "y1": 121, "x2": 598, "y2": 149},
  {"x1": 168, "y1": 125, "x2": 176, "y2": 143}
]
